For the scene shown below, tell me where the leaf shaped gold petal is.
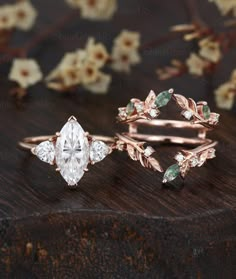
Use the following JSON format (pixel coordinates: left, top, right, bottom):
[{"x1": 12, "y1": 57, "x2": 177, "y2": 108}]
[
  {"x1": 127, "y1": 144, "x2": 138, "y2": 161},
  {"x1": 198, "y1": 150, "x2": 208, "y2": 167},
  {"x1": 146, "y1": 157, "x2": 164, "y2": 173},
  {"x1": 145, "y1": 90, "x2": 156, "y2": 108},
  {"x1": 173, "y1": 94, "x2": 189, "y2": 110},
  {"x1": 139, "y1": 154, "x2": 146, "y2": 168},
  {"x1": 180, "y1": 162, "x2": 190, "y2": 178},
  {"x1": 188, "y1": 98, "x2": 198, "y2": 113}
]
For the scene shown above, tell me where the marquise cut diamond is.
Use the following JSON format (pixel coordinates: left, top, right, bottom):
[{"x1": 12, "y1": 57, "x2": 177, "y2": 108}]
[
  {"x1": 35, "y1": 141, "x2": 55, "y2": 164},
  {"x1": 55, "y1": 117, "x2": 89, "y2": 186}
]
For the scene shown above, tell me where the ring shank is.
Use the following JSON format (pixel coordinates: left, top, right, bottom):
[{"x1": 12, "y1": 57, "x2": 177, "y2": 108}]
[{"x1": 18, "y1": 135, "x2": 116, "y2": 151}]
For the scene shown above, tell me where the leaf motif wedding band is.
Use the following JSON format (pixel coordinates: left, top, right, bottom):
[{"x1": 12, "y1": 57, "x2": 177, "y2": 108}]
[{"x1": 117, "y1": 88, "x2": 220, "y2": 183}]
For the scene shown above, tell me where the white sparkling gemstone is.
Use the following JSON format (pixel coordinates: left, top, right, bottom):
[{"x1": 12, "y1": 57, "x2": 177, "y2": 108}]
[
  {"x1": 35, "y1": 141, "x2": 55, "y2": 164},
  {"x1": 55, "y1": 117, "x2": 89, "y2": 186},
  {"x1": 183, "y1": 111, "x2": 193, "y2": 120},
  {"x1": 149, "y1": 109, "x2": 158, "y2": 118},
  {"x1": 90, "y1": 141, "x2": 110, "y2": 163},
  {"x1": 144, "y1": 146, "x2": 155, "y2": 157},
  {"x1": 135, "y1": 102, "x2": 144, "y2": 113},
  {"x1": 175, "y1": 153, "x2": 185, "y2": 163},
  {"x1": 208, "y1": 148, "x2": 216, "y2": 159},
  {"x1": 118, "y1": 108, "x2": 127, "y2": 120},
  {"x1": 190, "y1": 157, "x2": 198, "y2": 167}
]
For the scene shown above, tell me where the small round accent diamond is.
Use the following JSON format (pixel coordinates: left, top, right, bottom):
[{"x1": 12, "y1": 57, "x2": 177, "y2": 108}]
[
  {"x1": 190, "y1": 157, "x2": 198, "y2": 167},
  {"x1": 149, "y1": 109, "x2": 158, "y2": 118},
  {"x1": 183, "y1": 111, "x2": 193, "y2": 120},
  {"x1": 90, "y1": 141, "x2": 110, "y2": 163},
  {"x1": 135, "y1": 102, "x2": 144, "y2": 113},
  {"x1": 175, "y1": 153, "x2": 185, "y2": 163},
  {"x1": 144, "y1": 146, "x2": 155, "y2": 157}
]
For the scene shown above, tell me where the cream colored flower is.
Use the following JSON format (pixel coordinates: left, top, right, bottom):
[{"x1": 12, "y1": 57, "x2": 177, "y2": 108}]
[
  {"x1": 84, "y1": 72, "x2": 111, "y2": 94},
  {"x1": 81, "y1": 62, "x2": 99, "y2": 84},
  {"x1": 46, "y1": 51, "x2": 86, "y2": 81},
  {"x1": 214, "y1": 82, "x2": 235, "y2": 110},
  {"x1": 209, "y1": 0, "x2": 236, "y2": 15},
  {"x1": 13, "y1": 0, "x2": 37, "y2": 31},
  {"x1": 186, "y1": 53, "x2": 208, "y2": 76},
  {"x1": 111, "y1": 47, "x2": 141, "y2": 73},
  {"x1": 47, "y1": 67, "x2": 81, "y2": 91},
  {"x1": 61, "y1": 68, "x2": 81, "y2": 87},
  {"x1": 86, "y1": 38, "x2": 109, "y2": 68},
  {"x1": 79, "y1": 0, "x2": 117, "y2": 20},
  {"x1": 65, "y1": 0, "x2": 81, "y2": 8},
  {"x1": 9, "y1": 59, "x2": 43, "y2": 88},
  {"x1": 230, "y1": 69, "x2": 236, "y2": 84},
  {"x1": 0, "y1": 5, "x2": 15, "y2": 30},
  {"x1": 199, "y1": 37, "x2": 222, "y2": 63},
  {"x1": 114, "y1": 30, "x2": 140, "y2": 51}
]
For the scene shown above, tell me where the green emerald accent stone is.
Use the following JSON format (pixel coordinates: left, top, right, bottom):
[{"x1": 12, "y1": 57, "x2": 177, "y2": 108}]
[
  {"x1": 155, "y1": 91, "x2": 172, "y2": 108},
  {"x1": 163, "y1": 164, "x2": 180, "y2": 183},
  {"x1": 203, "y1": 105, "x2": 211, "y2": 119},
  {"x1": 126, "y1": 102, "x2": 135, "y2": 116}
]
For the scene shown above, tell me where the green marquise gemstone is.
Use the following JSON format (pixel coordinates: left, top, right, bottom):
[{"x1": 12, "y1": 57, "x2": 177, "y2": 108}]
[
  {"x1": 203, "y1": 105, "x2": 211, "y2": 119},
  {"x1": 126, "y1": 101, "x2": 135, "y2": 116},
  {"x1": 163, "y1": 164, "x2": 180, "y2": 183},
  {"x1": 155, "y1": 91, "x2": 172, "y2": 108}
]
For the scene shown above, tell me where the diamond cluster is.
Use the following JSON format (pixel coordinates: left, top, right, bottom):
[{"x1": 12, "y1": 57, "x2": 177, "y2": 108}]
[{"x1": 34, "y1": 117, "x2": 110, "y2": 186}]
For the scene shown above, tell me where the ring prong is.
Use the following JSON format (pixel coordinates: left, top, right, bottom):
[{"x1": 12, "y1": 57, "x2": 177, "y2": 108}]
[
  {"x1": 56, "y1": 168, "x2": 60, "y2": 172},
  {"x1": 84, "y1": 168, "x2": 89, "y2": 172},
  {"x1": 55, "y1": 132, "x2": 61, "y2": 137},
  {"x1": 68, "y1": 116, "x2": 77, "y2": 121},
  {"x1": 31, "y1": 147, "x2": 36, "y2": 155}
]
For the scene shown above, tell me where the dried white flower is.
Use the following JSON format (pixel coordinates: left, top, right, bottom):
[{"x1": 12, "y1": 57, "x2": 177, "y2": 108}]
[
  {"x1": 61, "y1": 68, "x2": 82, "y2": 87},
  {"x1": 0, "y1": 5, "x2": 15, "y2": 30},
  {"x1": 186, "y1": 53, "x2": 209, "y2": 76},
  {"x1": 79, "y1": 0, "x2": 117, "y2": 21},
  {"x1": 9, "y1": 59, "x2": 43, "y2": 88},
  {"x1": 86, "y1": 37, "x2": 109, "y2": 68},
  {"x1": 199, "y1": 37, "x2": 222, "y2": 63},
  {"x1": 84, "y1": 72, "x2": 111, "y2": 94},
  {"x1": 114, "y1": 30, "x2": 141, "y2": 51},
  {"x1": 46, "y1": 37, "x2": 110, "y2": 93},
  {"x1": 111, "y1": 47, "x2": 141, "y2": 73},
  {"x1": 230, "y1": 69, "x2": 236, "y2": 84},
  {"x1": 13, "y1": 0, "x2": 37, "y2": 31},
  {"x1": 111, "y1": 30, "x2": 141, "y2": 73},
  {"x1": 81, "y1": 61, "x2": 99, "y2": 84},
  {"x1": 65, "y1": 0, "x2": 81, "y2": 8},
  {"x1": 209, "y1": 0, "x2": 236, "y2": 16},
  {"x1": 215, "y1": 82, "x2": 235, "y2": 110},
  {"x1": 46, "y1": 52, "x2": 81, "y2": 81}
]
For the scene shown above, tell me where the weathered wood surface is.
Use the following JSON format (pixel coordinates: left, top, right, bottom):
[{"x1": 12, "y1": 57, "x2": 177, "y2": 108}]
[{"x1": 0, "y1": 0, "x2": 235, "y2": 278}]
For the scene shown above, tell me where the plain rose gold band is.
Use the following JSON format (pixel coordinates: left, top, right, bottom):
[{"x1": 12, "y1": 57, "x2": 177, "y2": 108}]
[
  {"x1": 123, "y1": 118, "x2": 217, "y2": 152},
  {"x1": 19, "y1": 135, "x2": 116, "y2": 151},
  {"x1": 127, "y1": 119, "x2": 208, "y2": 139}
]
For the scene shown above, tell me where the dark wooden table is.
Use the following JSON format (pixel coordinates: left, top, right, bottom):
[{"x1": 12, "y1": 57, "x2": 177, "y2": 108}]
[{"x1": 0, "y1": 0, "x2": 235, "y2": 278}]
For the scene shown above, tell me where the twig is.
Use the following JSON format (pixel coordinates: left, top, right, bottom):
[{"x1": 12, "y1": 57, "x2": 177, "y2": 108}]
[
  {"x1": 185, "y1": 0, "x2": 208, "y2": 29},
  {"x1": 23, "y1": 10, "x2": 80, "y2": 54},
  {"x1": 140, "y1": 32, "x2": 181, "y2": 52},
  {"x1": 0, "y1": 10, "x2": 80, "y2": 63}
]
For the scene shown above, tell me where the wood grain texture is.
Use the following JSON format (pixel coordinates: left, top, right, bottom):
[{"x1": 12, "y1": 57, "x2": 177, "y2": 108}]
[{"x1": 0, "y1": 0, "x2": 235, "y2": 277}]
